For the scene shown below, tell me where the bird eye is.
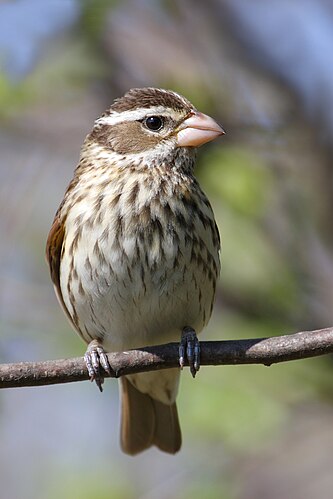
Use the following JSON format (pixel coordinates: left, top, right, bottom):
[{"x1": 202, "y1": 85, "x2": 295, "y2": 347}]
[{"x1": 145, "y1": 116, "x2": 163, "y2": 131}]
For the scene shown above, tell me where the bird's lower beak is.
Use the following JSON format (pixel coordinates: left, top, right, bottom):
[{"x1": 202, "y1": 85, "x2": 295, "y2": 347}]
[{"x1": 176, "y1": 111, "x2": 225, "y2": 147}]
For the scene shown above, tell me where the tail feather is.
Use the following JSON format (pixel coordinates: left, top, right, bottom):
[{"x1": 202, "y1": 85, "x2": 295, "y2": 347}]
[
  {"x1": 152, "y1": 398, "x2": 182, "y2": 453},
  {"x1": 120, "y1": 377, "x2": 181, "y2": 455}
]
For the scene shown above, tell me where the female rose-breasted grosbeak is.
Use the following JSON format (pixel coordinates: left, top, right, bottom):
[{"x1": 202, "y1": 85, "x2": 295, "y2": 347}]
[{"x1": 46, "y1": 87, "x2": 224, "y2": 454}]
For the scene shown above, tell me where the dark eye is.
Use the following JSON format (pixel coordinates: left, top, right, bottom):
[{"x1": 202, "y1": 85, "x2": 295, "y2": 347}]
[{"x1": 145, "y1": 116, "x2": 163, "y2": 131}]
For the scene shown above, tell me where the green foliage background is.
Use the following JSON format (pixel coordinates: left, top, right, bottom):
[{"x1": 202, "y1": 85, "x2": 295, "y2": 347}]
[{"x1": 1, "y1": 1, "x2": 333, "y2": 498}]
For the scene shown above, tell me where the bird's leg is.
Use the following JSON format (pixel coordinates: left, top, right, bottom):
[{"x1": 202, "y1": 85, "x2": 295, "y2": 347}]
[
  {"x1": 179, "y1": 326, "x2": 200, "y2": 378},
  {"x1": 84, "y1": 339, "x2": 112, "y2": 392}
]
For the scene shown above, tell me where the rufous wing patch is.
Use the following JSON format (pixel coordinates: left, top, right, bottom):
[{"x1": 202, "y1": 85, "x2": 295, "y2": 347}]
[{"x1": 46, "y1": 215, "x2": 75, "y2": 328}]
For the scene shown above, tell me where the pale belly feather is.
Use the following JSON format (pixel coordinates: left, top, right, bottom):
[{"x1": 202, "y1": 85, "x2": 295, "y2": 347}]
[{"x1": 60, "y1": 215, "x2": 216, "y2": 352}]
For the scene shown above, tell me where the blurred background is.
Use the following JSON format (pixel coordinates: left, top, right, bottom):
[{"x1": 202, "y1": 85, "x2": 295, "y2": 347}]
[{"x1": 1, "y1": 0, "x2": 333, "y2": 497}]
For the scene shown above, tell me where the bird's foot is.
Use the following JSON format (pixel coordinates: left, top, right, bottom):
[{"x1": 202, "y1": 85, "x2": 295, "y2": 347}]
[
  {"x1": 84, "y1": 340, "x2": 112, "y2": 392},
  {"x1": 179, "y1": 326, "x2": 200, "y2": 378}
]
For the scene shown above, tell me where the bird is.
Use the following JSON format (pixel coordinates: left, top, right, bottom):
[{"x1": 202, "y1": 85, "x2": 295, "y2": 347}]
[{"x1": 46, "y1": 87, "x2": 224, "y2": 455}]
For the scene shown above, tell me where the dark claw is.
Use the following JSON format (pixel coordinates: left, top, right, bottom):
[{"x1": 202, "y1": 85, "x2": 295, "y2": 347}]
[
  {"x1": 179, "y1": 327, "x2": 200, "y2": 378},
  {"x1": 96, "y1": 346, "x2": 112, "y2": 377},
  {"x1": 84, "y1": 340, "x2": 112, "y2": 392}
]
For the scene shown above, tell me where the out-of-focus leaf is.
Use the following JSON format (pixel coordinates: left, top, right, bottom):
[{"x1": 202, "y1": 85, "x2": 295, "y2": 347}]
[
  {"x1": 198, "y1": 146, "x2": 272, "y2": 218},
  {"x1": 216, "y1": 207, "x2": 299, "y2": 314},
  {"x1": 80, "y1": 0, "x2": 119, "y2": 43},
  {"x1": 196, "y1": 146, "x2": 299, "y2": 315},
  {"x1": 183, "y1": 478, "x2": 237, "y2": 499},
  {"x1": 47, "y1": 467, "x2": 134, "y2": 499},
  {"x1": 180, "y1": 311, "x2": 333, "y2": 451},
  {"x1": 0, "y1": 73, "x2": 34, "y2": 116}
]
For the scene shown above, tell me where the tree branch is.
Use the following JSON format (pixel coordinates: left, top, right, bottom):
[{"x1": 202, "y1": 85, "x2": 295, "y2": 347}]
[{"x1": 1, "y1": 327, "x2": 333, "y2": 389}]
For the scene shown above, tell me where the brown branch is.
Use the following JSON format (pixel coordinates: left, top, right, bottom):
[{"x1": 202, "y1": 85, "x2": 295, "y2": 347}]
[{"x1": 1, "y1": 327, "x2": 333, "y2": 389}]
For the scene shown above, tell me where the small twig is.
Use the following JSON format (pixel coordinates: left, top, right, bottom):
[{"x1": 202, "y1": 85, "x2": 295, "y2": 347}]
[{"x1": 1, "y1": 327, "x2": 333, "y2": 389}]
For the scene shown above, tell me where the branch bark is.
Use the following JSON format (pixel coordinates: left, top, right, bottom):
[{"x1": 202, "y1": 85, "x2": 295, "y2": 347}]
[{"x1": 1, "y1": 327, "x2": 333, "y2": 389}]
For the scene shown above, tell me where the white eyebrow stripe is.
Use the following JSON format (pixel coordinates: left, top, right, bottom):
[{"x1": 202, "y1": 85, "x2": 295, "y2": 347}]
[{"x1": 94, "y1": 106, "x2": 179, "y2": 126}]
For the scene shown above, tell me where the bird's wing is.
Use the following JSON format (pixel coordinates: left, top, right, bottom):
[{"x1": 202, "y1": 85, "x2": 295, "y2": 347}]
[{"x1": 46, "y1": 212, "x2": 75, "y2": 328}]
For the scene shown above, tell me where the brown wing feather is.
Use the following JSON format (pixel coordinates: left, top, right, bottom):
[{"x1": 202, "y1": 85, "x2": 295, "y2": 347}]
[{"x1": 46, "y1": 213, "x2": 75, "y2": 328}]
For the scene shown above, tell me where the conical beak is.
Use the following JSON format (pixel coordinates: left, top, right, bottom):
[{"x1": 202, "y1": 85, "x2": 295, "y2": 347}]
[{"x1": 176, "y1": 111, "x2": 225, "y2": 147}]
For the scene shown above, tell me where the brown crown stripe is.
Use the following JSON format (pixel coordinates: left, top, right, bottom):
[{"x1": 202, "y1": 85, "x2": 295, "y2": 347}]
[{"x1": 108, "y1": 88, "x2": 193, "y2": 114}]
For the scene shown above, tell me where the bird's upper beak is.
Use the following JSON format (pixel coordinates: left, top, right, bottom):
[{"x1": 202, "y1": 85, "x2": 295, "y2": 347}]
[{"x1": 176, "y1": 111, "x2": 225, "y2": 147}]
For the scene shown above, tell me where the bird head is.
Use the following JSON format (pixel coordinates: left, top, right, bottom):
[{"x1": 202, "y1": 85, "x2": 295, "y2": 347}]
[{"x1": 83, "y1": 87, "x2": 224, "y2": 170}]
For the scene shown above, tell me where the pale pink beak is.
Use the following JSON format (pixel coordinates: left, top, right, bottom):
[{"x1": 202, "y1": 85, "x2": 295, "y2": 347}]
[{"x1": 176, "y1": 111, "x2": 225, "y2": 147}]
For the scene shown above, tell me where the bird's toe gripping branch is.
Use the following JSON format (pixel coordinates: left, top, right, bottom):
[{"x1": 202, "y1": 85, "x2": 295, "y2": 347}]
[
  {"x1": 84, "y1": 340, "x2": 112, "y2": 392},
  {"x1": 179, "y1": 326, "x2": 200, "y2": 378}
]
